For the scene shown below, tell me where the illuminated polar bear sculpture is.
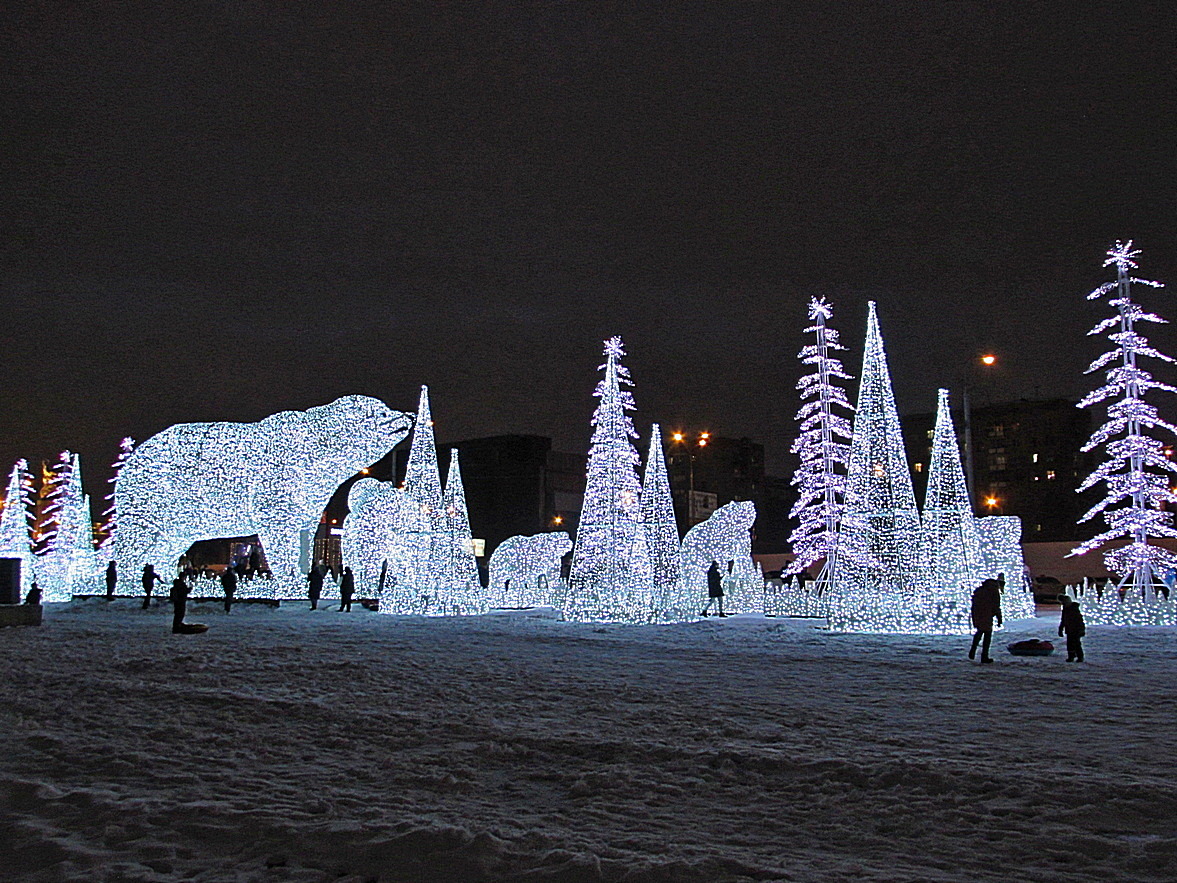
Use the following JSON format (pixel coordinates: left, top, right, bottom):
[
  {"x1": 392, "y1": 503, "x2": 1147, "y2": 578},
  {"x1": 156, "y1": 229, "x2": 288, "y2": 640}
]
[
  {"x1": 342, "y1": 478, "x2": 408, "y2": 599},
  {"x1": 675, "y1": 501, "x2": 762, "y2": 616},
  {"x1": 489, "y1": 531, "x2": 572, "y2": 609},
  {"x1": 114, "y1": 396, "x2": 411, "y2": 589}
]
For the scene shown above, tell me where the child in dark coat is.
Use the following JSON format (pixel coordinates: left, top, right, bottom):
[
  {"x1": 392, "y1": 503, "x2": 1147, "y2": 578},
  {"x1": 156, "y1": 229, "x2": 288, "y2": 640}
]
[{"x1": 1058, "y1": 594, "x2": 1086, "y2": 662}]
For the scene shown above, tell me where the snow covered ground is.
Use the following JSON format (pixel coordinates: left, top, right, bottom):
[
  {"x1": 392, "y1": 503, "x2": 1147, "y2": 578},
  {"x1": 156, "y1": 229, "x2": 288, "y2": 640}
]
[{"x1": 3, "y1": 601, "x2": 1177, "y2": 882}]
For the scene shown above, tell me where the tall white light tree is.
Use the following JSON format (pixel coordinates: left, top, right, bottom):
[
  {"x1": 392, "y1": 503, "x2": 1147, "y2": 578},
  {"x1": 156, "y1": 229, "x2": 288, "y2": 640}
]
[
  {"x1": 99, "y1": 437, "x2": 135, "y2": 558},
  {"x1": 788, "y1": 296, "x2": 854, "y2": 582},
  {"x1": 436, "y1": 449, "x2": 483, "y2": 608},
  {"x1": 0, "y1": 460, "x2": 36, "y2": 593},
  {"x1": 921, "y1": 389, "x2": 986, "y2": 613},
  {"x1": 400, "y1": 385, "x2": 445, "y2": 595},
  {"x1": 40, "y1": 453, "x2": 99, "y2": 601},
  {"x1": 567, "y1": 336, "x2": 655, "y2": 622},
  {"x1": 641, "y1": 423, "x2": 680, "y2": 602},
  {"x1": 827, "y1": 302, "x2": 923, "y2": 631},
  {"x1": 1071, "y1": 241, "x2": 1177, "y2": 596}
]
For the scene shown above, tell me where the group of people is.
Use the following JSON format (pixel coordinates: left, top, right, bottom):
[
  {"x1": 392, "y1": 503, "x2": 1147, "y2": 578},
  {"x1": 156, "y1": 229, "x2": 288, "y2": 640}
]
[
  {"x1": 969, "y1": 574, "x2": 1086, "y2": 664},
  {"x1": 306, "y1": 562, "x2": 356, "y2": 612}
]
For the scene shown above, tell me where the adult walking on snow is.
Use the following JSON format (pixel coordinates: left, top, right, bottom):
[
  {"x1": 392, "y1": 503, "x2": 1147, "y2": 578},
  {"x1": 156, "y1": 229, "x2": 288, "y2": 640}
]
[
  {"x1": 339, "y1": 566, "x2": 355, "y2": 612},
  {"x1": 308, "y1": 566, "x2": 324, "y2": 610},
  {"x1": 220, "y1": 566, "x2": 237, "y2": 613},
  {"x1": 105, "y1": 560, "x2": 117, "y2": 599},
  {"x1": 141, "y1": 564, "x2": 163, "y2": 609},
  {"x1": 701, "y1": 560, "x2": 727, "y2": 617},
  {"x1": 1058, "y1": 594, "x2": 1086, "y2": 662},
  {"x1": 968, "y1": 578, "x2": 1004, "y2": 663}
]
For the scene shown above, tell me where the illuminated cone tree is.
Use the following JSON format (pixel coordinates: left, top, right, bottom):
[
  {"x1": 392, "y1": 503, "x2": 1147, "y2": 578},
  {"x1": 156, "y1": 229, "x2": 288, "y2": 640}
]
[
  {"x1": 567, "y1": 336, "x2": 655, "y2": 622},
  {"x1": 827, "y1": 302, "x2": 923, "y2": 631},
  {"x1": 1071, "y1": 241, "x2": 1177, "y2": 598},
  {"x1": 436, "y1": 449, "x2": 483, "y2": 610},
  {"x1": 920, "y1": 388, "x2": 986, "y2": 625},
  {"x1": 0, "y1": 460, "x2": 36, "y2": 593},
  {"x1": 99, "y1": 437, "x2": 135, "y2": 557},
  {"x1": 641, "y1": 423, "x2": 680, "y2": 606},
  {"x1": 788, "y1": 297, "x2": 854, "y2": 581}
]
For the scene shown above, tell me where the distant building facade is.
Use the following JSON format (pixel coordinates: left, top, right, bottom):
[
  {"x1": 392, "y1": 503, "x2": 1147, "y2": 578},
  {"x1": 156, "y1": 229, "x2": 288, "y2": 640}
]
[{"x1": 902, "y1": 398, "x2": 1098, "y2": 542}]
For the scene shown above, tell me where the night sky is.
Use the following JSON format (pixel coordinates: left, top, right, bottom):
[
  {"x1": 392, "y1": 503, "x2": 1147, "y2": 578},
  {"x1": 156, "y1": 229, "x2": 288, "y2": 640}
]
[{"x1": 3, "y1": 3, "x2": 1175, "y2": 493}]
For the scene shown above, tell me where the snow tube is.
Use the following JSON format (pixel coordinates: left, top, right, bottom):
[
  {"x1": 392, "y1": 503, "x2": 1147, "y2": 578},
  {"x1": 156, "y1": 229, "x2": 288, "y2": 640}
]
[{"x1": 1007, "y1": 639, "x2": 1054, "y2": 657}]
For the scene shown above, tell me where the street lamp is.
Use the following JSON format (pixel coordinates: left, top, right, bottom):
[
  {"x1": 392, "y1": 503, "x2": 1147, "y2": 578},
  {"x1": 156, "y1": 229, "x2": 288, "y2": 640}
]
[
  {"x1": 962, "y1": 353, "x2": 998, "y2": 515},
  {"x1": 671, "y1": 430, "x2": 710, "y2": 526}
]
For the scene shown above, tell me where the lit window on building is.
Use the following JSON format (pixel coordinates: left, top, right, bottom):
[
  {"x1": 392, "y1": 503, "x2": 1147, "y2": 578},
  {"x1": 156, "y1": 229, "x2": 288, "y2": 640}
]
[{"x1": 1046, "y1": 470, "x2": 1056, "y2": 480}]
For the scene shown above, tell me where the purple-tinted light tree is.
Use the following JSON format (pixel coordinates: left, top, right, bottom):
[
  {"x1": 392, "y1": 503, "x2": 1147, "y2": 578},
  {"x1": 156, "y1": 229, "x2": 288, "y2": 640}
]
[
  {"x1": 788, "y1": 297, "x2": 854, "y2": 583},
  {"x1": 1070, "y1": 241, "x2": 1177, "y2": 606},
  {"x1": 566, "y1": 336, "x2": 655, "y2": 622}
]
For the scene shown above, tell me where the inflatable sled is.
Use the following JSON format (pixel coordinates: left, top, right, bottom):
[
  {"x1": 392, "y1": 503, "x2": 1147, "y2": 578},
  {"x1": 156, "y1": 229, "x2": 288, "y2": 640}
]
[{"x1": 1007, "y1": 638, "x2": 1054, "y2": 657}]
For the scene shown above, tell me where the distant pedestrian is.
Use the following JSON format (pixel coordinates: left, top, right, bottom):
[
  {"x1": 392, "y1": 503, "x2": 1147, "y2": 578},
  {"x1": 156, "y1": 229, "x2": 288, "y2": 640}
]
[
  {"x1": 25, "y1": 582, "x2": 41, "y2": 605},
  {"x1": 339, "y1": 566, "x2": 355, "y2": 612},
  {"x1": 105, "y1": 560, "x2": 117, "y2": 599},
  {"x1": 220, "y1": 566, "x2": 237, "y2": 613},
  {"x1": 968, "y1": 578, "x2": 1004, "y2": 663},
  {"x1": 170, "y1": 577, "x2": 190, "y2": 633},
  {"x1": 701, "y1": 561, "x2": 726, "y2": 617},
  {"x1": 377, "y1": 559, "x2": 389, "y2": 598},
  {"x1": 308, "y1": 566, "x2": 324, "y2": 610},
  {"x1": 141, "y1": 564, "x2": 163, "y2": 609},
  {"x1": 1058, "y1": 594, "x2": 1086, "y2": 662}
]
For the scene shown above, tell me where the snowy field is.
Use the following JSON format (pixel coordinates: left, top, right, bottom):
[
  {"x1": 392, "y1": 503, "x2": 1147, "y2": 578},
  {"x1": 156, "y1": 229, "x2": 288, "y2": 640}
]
[{"x1": 3, "y1": 601, "x2": 1177, "y2": 883}]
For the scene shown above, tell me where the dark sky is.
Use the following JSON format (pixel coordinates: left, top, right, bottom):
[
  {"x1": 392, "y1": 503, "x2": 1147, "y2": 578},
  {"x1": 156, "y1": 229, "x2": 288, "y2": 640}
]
[{"x1": 3, "y1": 2, "x2": 1175, "y2": 493}]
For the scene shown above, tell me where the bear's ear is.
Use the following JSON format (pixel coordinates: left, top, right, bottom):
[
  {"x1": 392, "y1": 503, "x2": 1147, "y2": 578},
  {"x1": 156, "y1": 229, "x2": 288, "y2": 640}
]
[{"x1": 348, "y1": 478, "x2": 381, "y2": 510}]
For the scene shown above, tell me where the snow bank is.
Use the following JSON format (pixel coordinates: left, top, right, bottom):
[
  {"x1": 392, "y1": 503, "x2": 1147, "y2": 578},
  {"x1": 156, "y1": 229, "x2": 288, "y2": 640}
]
[{"x1": 2, "y1": 600, "x2": 1176, "y2": 881}]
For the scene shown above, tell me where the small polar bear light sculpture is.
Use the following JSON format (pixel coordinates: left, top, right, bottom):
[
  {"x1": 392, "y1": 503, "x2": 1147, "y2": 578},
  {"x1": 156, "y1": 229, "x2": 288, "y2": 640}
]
[
  {"x1": 489, "y1": 532, "x2": 572, "y2": 609},
  {"x1": 674, "y1": 501, "x2": 761, "y2": 616},
  {"x1": 114, "y1": 396, "x2": 411, "y2": 589}
]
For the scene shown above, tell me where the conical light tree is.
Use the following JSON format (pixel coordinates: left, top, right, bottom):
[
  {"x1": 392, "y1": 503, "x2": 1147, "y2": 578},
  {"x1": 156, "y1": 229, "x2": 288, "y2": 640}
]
[
  {"x1": 921, "y1": 389, "x2": 986, "y2": 618},
  {"x1": 641, "y1": 423, "x2": 680, "y2": 604},
  {"x1": 1070, "y1": 241, "x2": 1177, "y2": 596},
  {"x1": 788, "y1": 296, "x2": 854, "y2": 580},
  {"x1": 0, "y1": 459, "x2": 36, "y2": 593},
  {"x1": 98, "y1": 437, "x2": 135, "y2": 556},
  {"x1": 567, "y1": 336, "x2": 655, "y2": 622},
  {"x1": 436, "y1": 449, "x2": 483, "y2": 610},
  {"x1": 827, "y1": 302, "x2": 923, "y2": 632},
  {"x1": 40, "y1": 453, "x2": 98, "y2": 601},
  {"x1": 33, "y1": 452, "x2": 71, "y2": 555},
  {"x1": 399, "y1": 385, "x2": 445, "y2": 597}
]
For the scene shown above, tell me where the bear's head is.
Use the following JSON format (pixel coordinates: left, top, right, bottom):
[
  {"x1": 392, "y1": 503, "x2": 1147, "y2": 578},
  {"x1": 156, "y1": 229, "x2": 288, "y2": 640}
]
[{"x1": 306, "y1": 396, "x2": 412, "y2": 472}]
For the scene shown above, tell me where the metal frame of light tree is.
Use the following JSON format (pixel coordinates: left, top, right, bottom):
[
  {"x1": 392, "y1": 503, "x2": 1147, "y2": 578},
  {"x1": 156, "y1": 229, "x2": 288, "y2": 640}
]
[
  {"x1": 1070, "y1": 241, "x2": 1177, "y2": 603},
  {"x1": 566, "y1": 336, "x2": 655, "y2": 622},
  {"x1": 788, "y1": 297, "x2": 854, "y2": 593}
]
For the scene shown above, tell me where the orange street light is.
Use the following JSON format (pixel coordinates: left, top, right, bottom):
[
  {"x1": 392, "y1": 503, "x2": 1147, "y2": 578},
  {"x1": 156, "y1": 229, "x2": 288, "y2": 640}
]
[{"x1": 980, "y1": 354, "x2": 997, "y2": 366}]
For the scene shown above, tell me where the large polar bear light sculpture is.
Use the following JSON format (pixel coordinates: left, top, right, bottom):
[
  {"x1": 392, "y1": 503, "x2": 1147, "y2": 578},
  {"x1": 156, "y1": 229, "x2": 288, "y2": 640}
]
[{"x1": 114, "y1": 396, "x2": 411, "y2": 587}]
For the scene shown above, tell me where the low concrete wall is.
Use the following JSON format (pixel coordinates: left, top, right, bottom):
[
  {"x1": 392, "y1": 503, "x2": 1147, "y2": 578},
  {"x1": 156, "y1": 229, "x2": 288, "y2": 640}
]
[{"x1": 0, "y1": 604, "x2": 42, "y2": 627}]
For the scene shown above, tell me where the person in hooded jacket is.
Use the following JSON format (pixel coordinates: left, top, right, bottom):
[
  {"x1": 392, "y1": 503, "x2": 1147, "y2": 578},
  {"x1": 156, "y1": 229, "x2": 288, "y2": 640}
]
[
  {"x1": 1058, "y1": 594, "x2": 1086, "y2": 662},
  {"x1": 701, "y1": 560, "x2": 727, "y2": 617},
  {"x1": 339, "y1": 566, "x2": 355, "y2": 612},
  {"x1": 968, "y1": 578, "x2": 1004, "y2": 663}
]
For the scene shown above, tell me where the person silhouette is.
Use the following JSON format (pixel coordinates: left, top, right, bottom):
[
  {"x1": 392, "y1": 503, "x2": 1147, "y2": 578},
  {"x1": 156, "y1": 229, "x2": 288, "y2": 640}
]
[{"x1": 968, "y1": 578, "x2": 1004, "y2": 663}]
